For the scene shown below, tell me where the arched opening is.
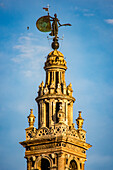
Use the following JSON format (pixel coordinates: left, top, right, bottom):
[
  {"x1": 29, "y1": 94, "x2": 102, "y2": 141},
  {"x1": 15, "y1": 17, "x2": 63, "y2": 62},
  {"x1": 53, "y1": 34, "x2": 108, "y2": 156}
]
[
  {"x1": 41, "y1": 158, "x2": 50, "y2": 170},
  {"x1": 56, "y1": 102, "x2": 62, "y2": 123},
  {"x1": 50, "y1": 72, "x2": 52, "y2": 85},
  {"x1": 56, "y1": 72, "x2": 59, "y2": 88},
  {"x1": 46, "y1": 103, "x2": 49, "y2": 128},
  {"x1": 69, "y1": 160, "x2": 78, "y2": 170},
  {"x1": 56, "y1": 102, "x2": 60, "y2": 123}
]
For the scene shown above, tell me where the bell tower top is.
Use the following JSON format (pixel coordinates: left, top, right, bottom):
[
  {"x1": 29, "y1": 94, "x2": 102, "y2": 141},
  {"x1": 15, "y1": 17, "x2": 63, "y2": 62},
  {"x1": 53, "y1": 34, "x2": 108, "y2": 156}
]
[{"x1": 20, "y1": 7, "x2": 92, "y2": 170}]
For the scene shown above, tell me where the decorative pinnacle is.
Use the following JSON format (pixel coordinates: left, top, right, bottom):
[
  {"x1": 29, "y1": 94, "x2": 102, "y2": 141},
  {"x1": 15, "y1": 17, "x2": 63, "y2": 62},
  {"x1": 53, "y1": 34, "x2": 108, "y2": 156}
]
[
  {"x1": 76, "y1": 111, "x2": 84, "y2": 129},
  {"x1": 27, "y1": 109, "x2": 36, "y2": 127}
]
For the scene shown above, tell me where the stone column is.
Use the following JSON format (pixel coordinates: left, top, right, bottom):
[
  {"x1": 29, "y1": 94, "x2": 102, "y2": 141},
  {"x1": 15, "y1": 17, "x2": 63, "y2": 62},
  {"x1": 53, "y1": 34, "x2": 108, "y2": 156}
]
[
  {"x1": 53, "y1": 71, "x2": 56, "y2": 86},
  {"x1": 39, "y1": 101, "x2": 42, "y2": 127},
  {"x1": 58, "y1": 153, "x2": 65, "y2": 170},
  {"x1": 82, "y1": 161, "x2": 85, "y2": 170},
  {"x1": 27, "y1": 157, "x2": 31, "y2": 170},
  {"x1": 65, "y1": 101, "x2": 68, "y2": 124},
  {"x1": 68, "y1": 102, "x2": 73, "y2": 126},
  {"x1": 70, "y1": 102, "x2": 73, "y2": 126},
  {"x1": 44, "y1": 102, "x2": 46, "y2": 127},
  {"x1": 63, "y1": 82, "x2": 66, "y2": 94},
  {"x1": 48, "y1": 71, "x2": 50, "y2": 85},
  {"x1": 68, "y1": 103, "x2": 70, "y2": 126},
  {"x1": 49, "y1": 100, "x2": 52, "y2": 127},
  {"x1": 58, "y1": 72, "x2": 60, "y2": 84},
  {"x1": 38, "y1": 103, "x2": 40, "y2": 128},
  {"x1": 53, "y1": 100, "x2": 56, "y2": 123},
  {"x1": 42, "y1": 102, "x2": 46, "y2": 127}
]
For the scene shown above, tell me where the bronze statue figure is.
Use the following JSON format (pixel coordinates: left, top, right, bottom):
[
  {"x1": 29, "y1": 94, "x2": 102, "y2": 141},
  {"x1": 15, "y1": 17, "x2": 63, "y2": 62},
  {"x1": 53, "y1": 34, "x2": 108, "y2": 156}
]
[
  {"x1": 49, "y1": 13, "x2": 71, "y2": 38},
  {"x1": 36, "y1": 7, "x2": 71, "y2": 49}
]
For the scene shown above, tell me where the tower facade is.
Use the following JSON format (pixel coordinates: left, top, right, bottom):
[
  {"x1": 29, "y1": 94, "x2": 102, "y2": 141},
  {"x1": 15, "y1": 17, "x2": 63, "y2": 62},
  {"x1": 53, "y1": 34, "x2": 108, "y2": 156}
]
[
  {"x1": 20, "y1": 49, "x2": 91, "y2": 170},
  {"x1": 20, "y1": 11, "x2": 91, "y2": 170}
]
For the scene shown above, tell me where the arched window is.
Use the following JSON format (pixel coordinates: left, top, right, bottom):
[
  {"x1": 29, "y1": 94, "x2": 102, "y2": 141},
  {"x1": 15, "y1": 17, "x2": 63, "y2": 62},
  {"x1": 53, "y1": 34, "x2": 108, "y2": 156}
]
[
  {"x1": 56, "y1": 72, "x2": 59, "y2": 87},
  {"x1": 41, "y1": 158, "x2": 50, "y2": 170},
  {"x1": 46, "y1": 103, "x2": 49, "y2": 128},
  {"x1": 50, "y1": 72, "x2": 52, "y2": 85},
  {"x1": 56, "y1": 102, "x2": 62, "y2": 123},
  {"x1": 69, "y1": 160, "x2": 78, "y2": 170}
]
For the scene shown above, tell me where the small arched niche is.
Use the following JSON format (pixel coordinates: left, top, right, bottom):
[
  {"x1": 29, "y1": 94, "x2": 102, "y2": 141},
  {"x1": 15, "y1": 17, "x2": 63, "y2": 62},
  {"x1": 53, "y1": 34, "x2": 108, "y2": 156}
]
[{"x1": 69, "y1": 160, "x2": 78, "y2": 170}]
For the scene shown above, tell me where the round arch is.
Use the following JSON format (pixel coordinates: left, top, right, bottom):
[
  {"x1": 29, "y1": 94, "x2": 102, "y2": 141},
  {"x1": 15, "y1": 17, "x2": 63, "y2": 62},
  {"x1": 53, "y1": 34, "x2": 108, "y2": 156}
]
[
  {"x1": 69, "y1": 160, "x2": 78, "y2": 170},
  {"x1": 34, "y1": 155, "x2": 52, "y2": 170},
  {"x1": 67, "y1": 156, "x2": 80, "y2": 170}
]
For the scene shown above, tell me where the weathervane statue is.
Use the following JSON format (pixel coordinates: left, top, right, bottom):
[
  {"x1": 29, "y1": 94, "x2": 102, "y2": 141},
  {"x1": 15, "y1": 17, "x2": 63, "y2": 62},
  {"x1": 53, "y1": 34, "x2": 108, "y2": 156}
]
[{"x1": 36, "y1": 6, "x2": 71, "y2": 49}]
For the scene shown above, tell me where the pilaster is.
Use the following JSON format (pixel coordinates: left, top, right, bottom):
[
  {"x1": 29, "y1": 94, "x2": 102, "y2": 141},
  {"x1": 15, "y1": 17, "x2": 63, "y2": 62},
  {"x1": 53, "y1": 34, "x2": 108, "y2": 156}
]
[
  {"x1": 39, "y1": 101, "x2": 42, "y2": 127},
  {"x1": 41, "y1": 102, "x2": 46, "y2": 127},
  {"x1": 48, "y1": 71, "x2": 50, "y2": 85},
  {"x1": 58, "y1": 152, "x2": 65, "y2": 170},
  {"x1": 49, "y1": 99, "x2": 53, "y2": 127}
]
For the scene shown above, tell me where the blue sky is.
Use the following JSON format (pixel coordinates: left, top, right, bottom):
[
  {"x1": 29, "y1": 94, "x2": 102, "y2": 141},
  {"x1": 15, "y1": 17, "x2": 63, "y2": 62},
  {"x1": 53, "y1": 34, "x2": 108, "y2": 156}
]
[{"x1": 0, "y1": 0, "x2": 113, "y2": 169}]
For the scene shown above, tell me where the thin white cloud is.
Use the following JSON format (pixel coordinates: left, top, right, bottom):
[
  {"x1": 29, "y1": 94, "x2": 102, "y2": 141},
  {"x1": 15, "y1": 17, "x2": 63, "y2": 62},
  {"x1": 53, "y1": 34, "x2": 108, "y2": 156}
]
[
  {"x1": 74, "y1": 6, "x2": 94, "y2": 17},
  {"x1": 75, "y1": 6, "x2": 79, "y2": 11},
  {"x1": 22, "y1": 70, "x2": 32, "y2": 77},
  {"x1": 83, "y1": 8, "x2": 89, "y2": 12},
  {"x1": 13, "y1": 34, "x2": 49, "y2": 61},
  {"x1": 0, "y1": 2, "x2": 4, "y2": 7},
  {"x1": 84, "y1": 13, "x2": 94, "y2": 17},
  {"x1": 12, "y1": 33, "x2": 50, "y2": 78},
  {"x1": 105, "y1": 19, "x2": 113, "y2": 24}
]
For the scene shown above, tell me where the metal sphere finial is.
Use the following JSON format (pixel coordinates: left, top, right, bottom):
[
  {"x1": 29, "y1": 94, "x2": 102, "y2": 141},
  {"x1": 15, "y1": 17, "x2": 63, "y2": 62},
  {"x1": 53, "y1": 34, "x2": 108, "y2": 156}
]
[{"x1": 51, "y1": 37, "x2": 59, "y2": 50}]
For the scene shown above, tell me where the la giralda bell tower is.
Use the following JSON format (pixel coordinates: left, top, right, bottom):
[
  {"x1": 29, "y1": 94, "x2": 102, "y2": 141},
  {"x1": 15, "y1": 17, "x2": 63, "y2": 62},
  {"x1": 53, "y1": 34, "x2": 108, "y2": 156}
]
[{"x1": 20, "y1": 9, "x2": 92, "y2": 170}]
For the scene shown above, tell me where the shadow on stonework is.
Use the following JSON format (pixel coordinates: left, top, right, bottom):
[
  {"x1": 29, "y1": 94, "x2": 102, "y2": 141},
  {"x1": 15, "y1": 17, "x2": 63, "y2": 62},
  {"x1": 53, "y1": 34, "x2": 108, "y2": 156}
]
[
  {"x1": 41, "y1": 158, "x2": 50, "y2": 170},
  {"x1": 69, "y1": 160, "x2": 78, "y2": 170}
]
